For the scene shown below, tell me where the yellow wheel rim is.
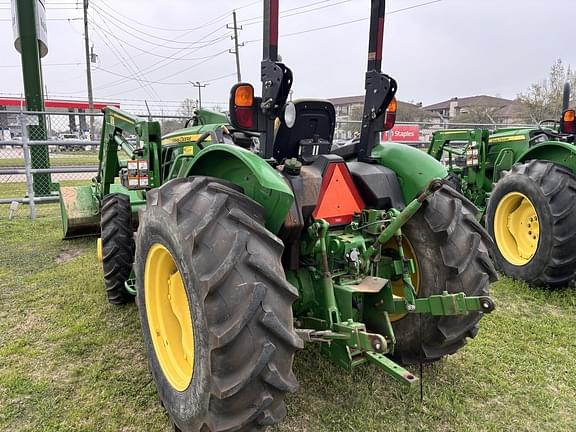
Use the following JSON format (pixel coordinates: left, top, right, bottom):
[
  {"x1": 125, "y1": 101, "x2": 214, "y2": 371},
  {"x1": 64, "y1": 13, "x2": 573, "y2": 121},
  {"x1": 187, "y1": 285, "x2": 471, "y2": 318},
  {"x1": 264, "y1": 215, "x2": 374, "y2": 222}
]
[
  {"x1": 145, "y1": 244, "x2": 194, "y2": 391},
  {"x1": 494, "y1": 192, "x2": 540, "y2": 266},
  {"x1": 386, "y1": 237, "x2": 420, "y2": 322},
  {"x1": 96, "y1": 238, "x2": 103, "y2": 262}
]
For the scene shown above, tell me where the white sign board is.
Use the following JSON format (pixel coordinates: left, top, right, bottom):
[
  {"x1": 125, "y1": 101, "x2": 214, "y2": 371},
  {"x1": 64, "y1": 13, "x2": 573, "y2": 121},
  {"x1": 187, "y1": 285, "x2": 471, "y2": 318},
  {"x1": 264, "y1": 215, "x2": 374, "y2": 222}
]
[{"x1": 12, "y1": 0, "x2": 48, "y2": 58}]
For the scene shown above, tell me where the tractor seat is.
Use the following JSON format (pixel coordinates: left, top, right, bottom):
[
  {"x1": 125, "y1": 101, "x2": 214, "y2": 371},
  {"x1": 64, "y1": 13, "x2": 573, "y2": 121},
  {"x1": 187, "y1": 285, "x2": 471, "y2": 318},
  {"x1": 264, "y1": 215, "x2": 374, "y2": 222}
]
[{"x1": 273, "y1": 99, "x2": 336, "y2": 164}]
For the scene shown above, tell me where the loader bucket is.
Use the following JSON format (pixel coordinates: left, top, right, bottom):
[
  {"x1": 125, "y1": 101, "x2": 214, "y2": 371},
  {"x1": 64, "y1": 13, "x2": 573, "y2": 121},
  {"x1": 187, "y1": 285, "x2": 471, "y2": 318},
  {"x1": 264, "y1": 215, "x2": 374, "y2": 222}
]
[{"x1": 59, "y1": 185, "x2": 101, "y2": 239}]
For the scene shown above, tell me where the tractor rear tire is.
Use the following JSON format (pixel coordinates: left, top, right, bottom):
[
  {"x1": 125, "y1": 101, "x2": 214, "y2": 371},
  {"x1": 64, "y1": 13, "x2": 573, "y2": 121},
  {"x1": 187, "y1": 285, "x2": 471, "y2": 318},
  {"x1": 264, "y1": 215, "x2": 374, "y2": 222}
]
[
  {"x1": 135, "y1": 177, "x2": 302, "y2": 432},
  {"x1": 486, "y1": 160, "x2": 576, "y2": 287},
  {"x1": 444, "y1": 172, "x2": 462, "y2": 193},
  {"x1": 370, "y1": 186, "x2": 497, "y2": 365},
  {"x1": 101, "y1": 193, "x2": 135, "y2": 305}
]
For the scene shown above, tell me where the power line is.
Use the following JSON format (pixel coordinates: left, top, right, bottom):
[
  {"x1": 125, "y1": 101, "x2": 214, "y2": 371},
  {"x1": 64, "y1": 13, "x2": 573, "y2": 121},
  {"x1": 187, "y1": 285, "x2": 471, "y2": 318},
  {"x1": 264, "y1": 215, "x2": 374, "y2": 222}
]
[
  {"x1": 59, "y1": 46, "x2": 232, "y2": 98},
  {"x1": 90, "y1": 5, "x2": 163, "y2": 96},
  {"x1": 90, "y1": 3, "x2": 229, "y2": 49},
  {"x1": 93, "y1": 0, "x2": 259, "y2": 33},
  {"x1": 239, "y1": 0, "x2": 352, "y2": 26},
  {"x1": 88, "y1": 13, "x2": 230, "y2": 59},
  {"x1": 96, "y1": 51, "x2": 232, "y2": 98},
  {"x1": 86, "y1": 17, "x2": 231, "y2": 55},
  {"x1": 0, "y1": 62, "x2": 83, "y2": 68},
  {"x1": 88, "y1": 9, "x2": 161, "y2": 100},
  {"x1": 91, "y1": 2, "x2": 231, "y2": 47},
  {"x1": 0, "y1": 91, "x2": 226, "y2": 104},
  {"x1": 0, "y1": 17, "x2": 82, "y2": 21},
  {"x1": 243, "y1": 0, "x2": 443, "y2": 44},
  {"x1": 88, "y1": 17, "x2": 232, "y2": 60},
  {"x1": 93, "y1": 62, "x2": 232, "y2": 86},
  {"x1": 85, "y1": 20, "x2": 232, "y2": 91}
]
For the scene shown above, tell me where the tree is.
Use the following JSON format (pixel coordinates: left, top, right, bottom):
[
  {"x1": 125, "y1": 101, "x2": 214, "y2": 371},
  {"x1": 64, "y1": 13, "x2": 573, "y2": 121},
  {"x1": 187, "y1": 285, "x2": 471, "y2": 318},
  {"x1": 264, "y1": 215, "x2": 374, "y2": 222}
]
[
  {"x1": 160, "y1": 119, "x2": 185, "y2": 134},
  {"x1": 396, "y1": 101, "x2": 434, "y2": 122},
  {"x1": 178, "y1": 98, "x2": 197, "y2": 117},
  {"x1": 451, "y1": 104, "x2": 503, "y2": 125},
  {"x1": 518, "y1": 59, "x2": 576, "y2": 122}
]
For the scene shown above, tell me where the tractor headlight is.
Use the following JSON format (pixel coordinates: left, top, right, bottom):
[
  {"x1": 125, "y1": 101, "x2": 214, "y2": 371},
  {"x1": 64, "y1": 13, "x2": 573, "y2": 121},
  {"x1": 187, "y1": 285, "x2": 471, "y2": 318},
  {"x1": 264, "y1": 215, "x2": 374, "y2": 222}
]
[{"x1": 283, "y1": 102, "x2": 296, "y2": 128}]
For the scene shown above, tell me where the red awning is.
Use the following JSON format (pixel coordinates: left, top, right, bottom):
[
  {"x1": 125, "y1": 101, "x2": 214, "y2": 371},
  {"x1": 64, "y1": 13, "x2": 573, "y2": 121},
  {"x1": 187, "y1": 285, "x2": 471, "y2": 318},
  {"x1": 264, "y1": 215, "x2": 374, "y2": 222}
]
[{"x1": 0, "y1": 98, "x2": 120, "y2": 110}]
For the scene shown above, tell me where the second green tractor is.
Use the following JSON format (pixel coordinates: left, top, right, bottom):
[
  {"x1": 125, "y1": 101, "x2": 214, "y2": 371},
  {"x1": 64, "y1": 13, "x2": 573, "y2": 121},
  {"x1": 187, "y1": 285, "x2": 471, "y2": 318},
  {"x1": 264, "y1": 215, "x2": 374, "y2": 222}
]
[{"x1": 428, "y1": 82, "x2": 576, "y2": 287}]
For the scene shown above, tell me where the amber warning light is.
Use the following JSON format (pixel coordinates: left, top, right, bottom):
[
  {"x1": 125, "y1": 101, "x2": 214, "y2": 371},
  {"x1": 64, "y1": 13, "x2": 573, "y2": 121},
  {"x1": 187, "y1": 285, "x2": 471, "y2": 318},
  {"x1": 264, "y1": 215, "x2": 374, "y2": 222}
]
[
  {"x1": 231, "y1": 84, "x2": 256, "y2": 130},
  {"x1": 561, "y1": 109, "x2": 575, "y2": 134},
  {"x1": 384, "y1": 97, "x2": 397, "y2": 131}
]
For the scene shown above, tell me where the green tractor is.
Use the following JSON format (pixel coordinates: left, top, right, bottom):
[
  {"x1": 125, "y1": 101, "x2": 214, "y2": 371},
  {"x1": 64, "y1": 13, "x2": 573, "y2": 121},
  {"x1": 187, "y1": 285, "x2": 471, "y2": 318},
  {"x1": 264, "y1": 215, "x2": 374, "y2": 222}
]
[
  {"x1": 428, "y1": 82, "x2": 576, "y2": 287},
  {"x1": 60, "y1": 1, "x2": 496, "y2": 430}
]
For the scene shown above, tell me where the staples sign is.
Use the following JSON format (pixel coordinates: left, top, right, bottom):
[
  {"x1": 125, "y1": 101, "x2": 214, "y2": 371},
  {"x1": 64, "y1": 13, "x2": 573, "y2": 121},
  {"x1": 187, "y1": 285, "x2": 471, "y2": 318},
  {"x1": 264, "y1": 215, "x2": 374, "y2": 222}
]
[{"x1": 382, "y1": 125, "x2": 420, "y2": 142}]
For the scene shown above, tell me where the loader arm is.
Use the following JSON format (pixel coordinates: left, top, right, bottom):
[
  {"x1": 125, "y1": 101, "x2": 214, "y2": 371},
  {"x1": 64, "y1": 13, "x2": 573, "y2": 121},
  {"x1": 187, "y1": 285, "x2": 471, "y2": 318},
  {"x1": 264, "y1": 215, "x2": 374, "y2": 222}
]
[
  {"x1": 59, "y1": 107, "x2": 161, "y2": 239},
  {"x1": 97, "y1": 107, "x2": 162, "y2": 198}
]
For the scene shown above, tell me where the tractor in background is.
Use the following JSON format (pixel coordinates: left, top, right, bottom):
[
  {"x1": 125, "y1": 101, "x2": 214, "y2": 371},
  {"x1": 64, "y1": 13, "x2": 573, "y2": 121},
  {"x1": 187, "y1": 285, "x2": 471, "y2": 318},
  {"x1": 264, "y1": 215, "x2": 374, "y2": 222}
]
[
  {"x1": 428, "y1": 82, "x2": 576, "y2": 287},
  {"x1": 60, "y1": 1, "x2": 496, "y2": 430}
]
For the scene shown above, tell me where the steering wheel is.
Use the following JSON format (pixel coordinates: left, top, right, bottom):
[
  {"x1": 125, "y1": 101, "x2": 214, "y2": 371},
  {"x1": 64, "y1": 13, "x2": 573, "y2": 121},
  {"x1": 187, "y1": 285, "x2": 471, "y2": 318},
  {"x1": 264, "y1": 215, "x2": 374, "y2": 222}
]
[{"x1": 538, "y1": 119, "x2": 560, "y2": 129}]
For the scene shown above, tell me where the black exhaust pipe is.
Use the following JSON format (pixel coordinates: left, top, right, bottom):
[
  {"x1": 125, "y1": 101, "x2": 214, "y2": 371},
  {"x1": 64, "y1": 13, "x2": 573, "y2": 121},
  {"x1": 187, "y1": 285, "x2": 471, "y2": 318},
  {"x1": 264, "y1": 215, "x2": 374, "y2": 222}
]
[{"x1": 562, "y1": 81, "x2": 571, "y2": 112}]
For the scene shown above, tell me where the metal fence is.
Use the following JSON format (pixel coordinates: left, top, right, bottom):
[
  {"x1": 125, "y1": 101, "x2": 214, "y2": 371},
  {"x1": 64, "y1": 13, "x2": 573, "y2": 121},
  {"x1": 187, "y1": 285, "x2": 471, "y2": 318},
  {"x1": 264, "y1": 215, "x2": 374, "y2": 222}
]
[
  {"x1": 0, "y1": 110, "x2": 539, "y2": 219},
  {"x1": 334, "y1": 119, "x2": 538, "y2": 148},
  {"x1": 0, "y1": 110, "x2": 189, "y2": 219}
]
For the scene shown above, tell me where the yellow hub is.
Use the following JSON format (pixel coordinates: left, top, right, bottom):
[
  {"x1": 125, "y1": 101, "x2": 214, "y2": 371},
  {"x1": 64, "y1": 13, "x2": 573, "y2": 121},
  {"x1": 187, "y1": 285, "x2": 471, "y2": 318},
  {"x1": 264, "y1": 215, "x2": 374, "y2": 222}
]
[
  {"x1": 387, "y1": 237, "x2": 420, "y2": 322},
  {"x1": 96, "y1": 238, "x2": 103, "y2": 262},
  {"x1": 494, "y1": 192, "x2": 540, "y2": 266},
  {"x1": 145, "y1": 244, "x2": 195, "y2": 391}
]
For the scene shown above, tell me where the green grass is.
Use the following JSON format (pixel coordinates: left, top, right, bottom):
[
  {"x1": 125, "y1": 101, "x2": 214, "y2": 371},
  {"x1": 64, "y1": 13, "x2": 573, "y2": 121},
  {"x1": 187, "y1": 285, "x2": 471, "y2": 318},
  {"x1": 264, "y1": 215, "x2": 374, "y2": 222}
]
[
  {"x1": 0, "y1": 152, "x2": 99, "y2": 168},
  {"x1": 0, "y1": 204, "x2": 575, "y2": 431}
]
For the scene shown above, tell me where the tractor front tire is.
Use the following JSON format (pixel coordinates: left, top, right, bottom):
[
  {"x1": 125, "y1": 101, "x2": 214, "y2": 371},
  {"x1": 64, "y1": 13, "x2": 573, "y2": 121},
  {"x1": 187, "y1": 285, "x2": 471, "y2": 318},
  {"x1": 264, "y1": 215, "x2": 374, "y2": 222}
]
[
  {"x1": 135, "y1": 177, "x2": 302, "y2": 432},
  {"x1": 370, "y1": 186, "x2": 497, "y2": 365},
  {"x1": 486, "y1": 160, "x2": 576, "y2": 287},
  {"x1": 101, "y1": 193, "x2": 135, "y2": 305}
]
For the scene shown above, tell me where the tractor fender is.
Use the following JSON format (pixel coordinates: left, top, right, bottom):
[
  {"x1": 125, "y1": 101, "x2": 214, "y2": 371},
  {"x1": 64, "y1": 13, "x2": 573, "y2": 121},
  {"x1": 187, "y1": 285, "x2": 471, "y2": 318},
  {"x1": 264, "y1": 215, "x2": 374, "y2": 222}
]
[
  {"x1": 517, "y1": 141, "x2": 576, "y2": 173},
  {"x1": 184, "y1": 144, "x2": 294, "y2": 234},
  {"x1": 371, "y1": 142, "x2": 448, "y2": 202}
]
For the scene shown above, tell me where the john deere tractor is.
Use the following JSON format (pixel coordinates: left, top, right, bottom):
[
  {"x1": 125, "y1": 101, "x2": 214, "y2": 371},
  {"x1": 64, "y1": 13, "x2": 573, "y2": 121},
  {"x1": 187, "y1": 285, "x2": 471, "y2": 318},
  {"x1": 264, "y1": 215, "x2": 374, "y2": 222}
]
[
  {"x1": 428, "y1": 82, "x2": 576, "y2": 287},
  {"x1": 60, "y1": 1, "x2": 496, "y2": 430}
]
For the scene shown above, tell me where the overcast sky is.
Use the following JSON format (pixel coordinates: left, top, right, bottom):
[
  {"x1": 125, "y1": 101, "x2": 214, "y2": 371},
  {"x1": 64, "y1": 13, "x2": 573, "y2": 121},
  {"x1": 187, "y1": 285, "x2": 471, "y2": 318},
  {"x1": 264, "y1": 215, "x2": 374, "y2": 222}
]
[{"x1": 1, "y1": 0, "x2": 575, "y2": 114}]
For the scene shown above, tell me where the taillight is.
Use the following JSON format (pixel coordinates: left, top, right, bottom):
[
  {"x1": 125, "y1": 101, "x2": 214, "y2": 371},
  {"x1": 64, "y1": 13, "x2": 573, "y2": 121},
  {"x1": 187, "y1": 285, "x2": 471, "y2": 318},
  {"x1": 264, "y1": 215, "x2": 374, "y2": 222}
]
[
  {"x1": 229, "y1": 83, "x2": 257, "y2": 130},
  {"x1": 561, "y1": 109, "x2": 575, "y2": 134},
  {"x1": 312, "y1": 162, "x2": 365, "y2": 225},
  {"x1": 384, "y1": 96, "x2": 397, "y2": 131},
  {"x1": 235, "y1": 108, "x2": 254, "y2": 129}
]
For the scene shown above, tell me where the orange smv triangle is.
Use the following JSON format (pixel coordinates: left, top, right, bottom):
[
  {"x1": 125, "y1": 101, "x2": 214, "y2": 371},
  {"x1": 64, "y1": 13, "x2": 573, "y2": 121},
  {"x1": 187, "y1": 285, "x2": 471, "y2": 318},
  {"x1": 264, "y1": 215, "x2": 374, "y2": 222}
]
[{"x1": 312, "y1": 163, "x2": 365, "y2": 225}]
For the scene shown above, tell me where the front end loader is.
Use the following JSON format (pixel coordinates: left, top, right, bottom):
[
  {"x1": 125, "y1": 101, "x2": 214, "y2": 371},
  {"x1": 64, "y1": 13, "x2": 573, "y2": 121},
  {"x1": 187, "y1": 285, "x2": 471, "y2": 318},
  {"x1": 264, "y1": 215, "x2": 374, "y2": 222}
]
[{"x1": 61, "y1": 1, "x2": 497, "y2": 430}]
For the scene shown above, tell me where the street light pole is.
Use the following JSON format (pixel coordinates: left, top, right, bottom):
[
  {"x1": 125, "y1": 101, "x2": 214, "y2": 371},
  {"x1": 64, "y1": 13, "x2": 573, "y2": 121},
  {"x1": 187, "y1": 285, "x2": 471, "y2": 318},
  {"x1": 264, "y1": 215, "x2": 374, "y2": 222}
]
[{"x1": 190, "y1": 81, "x2": 209, "y2": 109}]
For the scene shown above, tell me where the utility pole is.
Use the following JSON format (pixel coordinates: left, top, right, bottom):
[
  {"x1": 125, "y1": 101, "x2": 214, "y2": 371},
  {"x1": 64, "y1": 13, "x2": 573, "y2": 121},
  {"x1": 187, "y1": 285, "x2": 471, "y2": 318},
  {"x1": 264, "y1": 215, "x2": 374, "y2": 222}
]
[
  {"x1": 190, "y1": 81, "x2": 208, "y2": 109},
  {"x1": 227, "y1": 11, "x2": 244, "y2": 82},
  {"x1": 83, "y1": 0, "x2": 95, "y2": 140},
  {"x1": 14, "y1": 0, "x2": 51, "y2": 196}
]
